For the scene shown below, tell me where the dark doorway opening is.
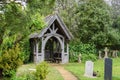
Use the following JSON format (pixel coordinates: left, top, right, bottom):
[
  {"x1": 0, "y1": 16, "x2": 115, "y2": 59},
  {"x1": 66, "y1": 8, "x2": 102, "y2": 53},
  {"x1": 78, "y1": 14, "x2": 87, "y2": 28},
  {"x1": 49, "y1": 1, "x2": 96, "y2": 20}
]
[{"x1": 45, "y1": 37, "x2": 62, "y2": 63}]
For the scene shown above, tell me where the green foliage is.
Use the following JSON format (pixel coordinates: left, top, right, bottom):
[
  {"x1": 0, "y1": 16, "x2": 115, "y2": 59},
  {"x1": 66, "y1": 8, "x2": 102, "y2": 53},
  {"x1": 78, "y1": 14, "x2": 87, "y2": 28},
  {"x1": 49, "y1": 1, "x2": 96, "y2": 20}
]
[
  {"x1": 55, "y1": 0, "x2": 78, "y2": 37},
  {"x1": 117, "y1": 51, "x2": 120, "y2": 57},
  {"x1": 107, "y1": 27, "x2": 120, "y2": 45},
  {"x1": 65, "y1": 58, "x2": 120, "y2": 80},
  {"x1": 19, "y1": 39, "x2": 31, "y2": 63},
  {"x1": 16, "y1": 63, "x2": 63, "y2": 80},
  {"x1": 112, "y1": 0, "x2": 120, "y2": 42},
  {"x1": 0, "y1": 1, "x2": 47, "y2": 63},
  {"x1": 55, "y1": 0, "x2": 120, "y2": 48},
  {"x1": 81, "y1": 54, "x2": 97, "y2": 62},
  {"x1": 75, "y1": 0, "x2": 112, "y2": 44},
  {"x1": 0, "y1": 2, "x2": 28, "y2": 56},
  {"x1": 69, "y1": 40, "x2": 96, "y2": 62},
  {"x1": 28, "y1": 0, "x2": 55, "y2": 16},
  {"x1": 0, "y1": 0, "x2": 55, "y2": 78},
  {"x1": 35, "y1": 62, "x2": 49, "y2": 80},
  {"x1": 112, "y1": 0, "x2": 120, "y2": 28},
  {"x1": 29, "y1": 12, "x2": 45, "y2": 33},
  {"x1": 114, "y1": 16, "x2": 120, "y2": 30},
  {"x1": 0, "y1": 44, "x2": 22, "y2": 77}
]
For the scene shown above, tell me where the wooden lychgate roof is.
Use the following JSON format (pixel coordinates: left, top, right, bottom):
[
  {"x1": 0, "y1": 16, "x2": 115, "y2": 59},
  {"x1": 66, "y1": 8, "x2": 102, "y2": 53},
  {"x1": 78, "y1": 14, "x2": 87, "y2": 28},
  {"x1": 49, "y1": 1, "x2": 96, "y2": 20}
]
[{"x1": 30, "y1": 14, "x2": 73, "y2": 41}]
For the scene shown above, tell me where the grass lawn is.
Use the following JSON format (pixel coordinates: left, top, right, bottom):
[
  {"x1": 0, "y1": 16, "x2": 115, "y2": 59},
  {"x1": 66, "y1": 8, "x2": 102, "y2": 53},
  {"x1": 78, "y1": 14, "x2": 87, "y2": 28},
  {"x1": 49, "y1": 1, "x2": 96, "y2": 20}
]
[
  {"x1": 16, "y1": 63, "x2": 64, "y2": 80},
  {"x1": 45, "y1": 66, "x2": 64, "y2": 80},
  {"x1": 11, "y1": 58, "x2": 120, "y2": 80},
  {"x1": 64, "y1": 58, "x2": 120, "y2": 80}
]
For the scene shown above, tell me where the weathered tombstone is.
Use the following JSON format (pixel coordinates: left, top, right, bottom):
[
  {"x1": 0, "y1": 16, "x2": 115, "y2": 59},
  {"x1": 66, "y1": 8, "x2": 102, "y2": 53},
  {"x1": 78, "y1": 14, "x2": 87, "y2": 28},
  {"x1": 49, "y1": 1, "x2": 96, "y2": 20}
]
[
  {"x1": 78, "y1": 54, "x2": 81, "y2": 63},
  {"x1": 104, "y1": 47, "x2": 109, "y2": 58},
  {"x1": 115, "y1": 50, "x2": 118, "y2": 58},
  {"x1": 112, "y1": 50, "x2": 116, "y2": 58},
  {"x1": 99, "y1": 51, "x2": 102, "y2": 59},
  {"x1": 112, "y1": 50, "x2": 118, "y2": 58},
  {"x1": 84, "y1": 61, "x2": 94, "y2": 77},
  {"x1": 104, "y1": 58, "x2": 112, "y2": 80}
]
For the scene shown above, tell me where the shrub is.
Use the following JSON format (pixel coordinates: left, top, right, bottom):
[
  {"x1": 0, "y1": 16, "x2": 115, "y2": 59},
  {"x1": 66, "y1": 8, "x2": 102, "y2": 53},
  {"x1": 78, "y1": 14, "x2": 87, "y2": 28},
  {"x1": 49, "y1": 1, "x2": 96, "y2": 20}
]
[
  {"x1": 69, "y1": 52, "x2": 79, "y2": 62},
  {"x1": 69, "y1": 41, "x2": 97, "y2": 62},
  {"x1": 81, "y1": 54, "x2": 97, "y2": 62},
  {"x1": 20, "y1": 40, "x2": 31, "y2": 64},
  {"x1": 35, "y1": 62, "x2": 49, "y2": 80},
  {"x1": 117, "y1": 51, "x2": 120, "y2": 57},
  {"x1": 0, "y1": 44, "x2": 23, "y2": 77}
]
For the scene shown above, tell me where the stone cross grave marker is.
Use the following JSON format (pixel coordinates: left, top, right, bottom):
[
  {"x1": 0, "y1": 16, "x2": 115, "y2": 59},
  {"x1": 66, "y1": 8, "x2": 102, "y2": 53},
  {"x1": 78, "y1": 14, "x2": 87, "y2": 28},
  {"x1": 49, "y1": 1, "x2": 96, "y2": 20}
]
[
  {"x1": 104, "y1": 47, "x2": 109, "y2": 58},
  {"x1": 84, "y1": 61, "x2": 94, "y2": 77},
  {"x1": 104, "y1": 58, "x2": 112, "y2": 80}
]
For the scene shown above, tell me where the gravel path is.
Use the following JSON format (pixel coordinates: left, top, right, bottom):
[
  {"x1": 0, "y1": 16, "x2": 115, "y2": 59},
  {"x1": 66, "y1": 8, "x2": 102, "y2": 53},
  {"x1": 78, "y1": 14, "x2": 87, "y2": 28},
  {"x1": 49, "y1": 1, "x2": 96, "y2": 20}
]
[{"x1": 51, "y1": 64, "x2": 78, "y2": 80}]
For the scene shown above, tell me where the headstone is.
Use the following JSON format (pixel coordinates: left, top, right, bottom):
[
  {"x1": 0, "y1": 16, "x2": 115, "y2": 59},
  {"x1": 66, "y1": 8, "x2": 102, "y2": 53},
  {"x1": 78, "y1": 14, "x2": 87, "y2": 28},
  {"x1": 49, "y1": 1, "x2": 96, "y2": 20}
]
[
  {"x1": 84, "y1": 61, "x2": 94, "y2": 77},
  {"x1": 104, "y1": 47, "x2": 109, "y2": 58},
  {"x1": 112, "y1": 50, "x2": 116, "y2": 58},
  {"x1": 112, "y1": 50, "x2": 118, "y2": 58},
  {"x1": 115, "y1": 50, "x2": 118, "y2": 58},
  {"x1": 78, "y1": 54, "x2": 81, "y2": 63},
  {"x1": 99, "y1": 51, "x2": 102, "y2": 59},
  {"x1": 104, "y1": 58, "x2": 112, "y2": 80}
]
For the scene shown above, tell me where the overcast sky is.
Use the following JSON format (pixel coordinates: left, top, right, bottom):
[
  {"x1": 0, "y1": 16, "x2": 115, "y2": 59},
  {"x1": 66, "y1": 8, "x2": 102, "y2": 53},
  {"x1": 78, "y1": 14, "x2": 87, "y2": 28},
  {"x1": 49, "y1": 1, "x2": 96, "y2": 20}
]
[{"x1": 105, "y1": 0, "x2": 112, "y2": 5}]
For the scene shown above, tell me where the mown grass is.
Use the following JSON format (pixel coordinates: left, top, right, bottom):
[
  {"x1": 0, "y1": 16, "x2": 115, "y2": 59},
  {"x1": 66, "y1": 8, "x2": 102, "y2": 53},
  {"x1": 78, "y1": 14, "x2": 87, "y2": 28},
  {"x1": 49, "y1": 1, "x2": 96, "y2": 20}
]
[
  {"x1": 45, "y1": 66, "x2": 64, "y2": 80},
  {"x1": 3, "y1": 58, "x2": 120, "y2": 80},
  {"x1": 17, "y1": 63, "x2": 36, "y2": 76},
  {"x1": 16, "y1": 63, "x2": 64, "y2": 80},
  {"x1": 64, "y1": 58, "x2": 120, "y2": 80}
]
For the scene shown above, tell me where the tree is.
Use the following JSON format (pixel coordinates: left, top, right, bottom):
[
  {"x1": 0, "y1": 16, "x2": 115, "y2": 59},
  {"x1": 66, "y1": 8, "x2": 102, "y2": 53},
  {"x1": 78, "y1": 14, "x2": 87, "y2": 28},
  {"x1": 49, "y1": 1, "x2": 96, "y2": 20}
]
[
  {"x1": 0, "y1": 0, "x2": 55, "y2": 61},
  {"x1": 111, "y1": 0, "x2": 120, "y2": 30},
  {"x1": 0, "y1": 0, "x2": 55, "y2": 77},
  {"x1": 0, "y1": 2, "x2": 29, "y2": 55},
  {"x1": 55, "y1": 0, "x2": 79, "y2": 37},
  {"x1": 27, "y1": 0, "x2": 55, "y2": 16},
  {"x1": 75, "y1": 0, "x2": 113, "y2": 46}
]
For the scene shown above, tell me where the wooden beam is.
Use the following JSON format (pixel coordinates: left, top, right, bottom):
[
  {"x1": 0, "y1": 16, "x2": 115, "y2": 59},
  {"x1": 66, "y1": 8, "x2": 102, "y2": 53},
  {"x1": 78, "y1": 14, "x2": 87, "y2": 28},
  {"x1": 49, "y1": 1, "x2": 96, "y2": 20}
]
[{"x1": 44, "y1": 33, "x2": 63, "y2": 38}]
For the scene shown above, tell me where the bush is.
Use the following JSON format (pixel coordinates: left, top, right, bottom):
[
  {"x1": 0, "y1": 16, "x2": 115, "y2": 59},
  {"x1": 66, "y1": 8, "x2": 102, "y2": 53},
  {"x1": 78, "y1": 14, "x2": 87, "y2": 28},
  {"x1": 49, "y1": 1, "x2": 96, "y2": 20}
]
[
  {"x1": 20, "y1": 39, "x2": 31, "y2": 64},
  {"x1": 69, "y1": 41, "x2": 97, "y2": 62},
  {"x1": 81, "y1": 54, "x2": 97, "y2": 62},
  {"x1": 35, "y1": 62, "x2": 49, "y2": 80},
  {"x1": 117, "y1": 51, "x2": 120, "y2": 57},
  {"x1": 0, "y1": 44, "x2": 23, "y2": 77}
]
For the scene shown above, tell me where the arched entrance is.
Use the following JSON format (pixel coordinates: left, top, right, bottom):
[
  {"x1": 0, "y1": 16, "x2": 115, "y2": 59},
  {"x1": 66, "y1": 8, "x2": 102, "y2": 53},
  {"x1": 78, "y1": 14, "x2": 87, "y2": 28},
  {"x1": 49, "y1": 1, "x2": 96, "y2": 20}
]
[
  {"x1": 44, "y1": 36, "x2": 62, "y2": 63},
  {"x1": 42, "y1": 34, "x2": 64, "y2": 63}
]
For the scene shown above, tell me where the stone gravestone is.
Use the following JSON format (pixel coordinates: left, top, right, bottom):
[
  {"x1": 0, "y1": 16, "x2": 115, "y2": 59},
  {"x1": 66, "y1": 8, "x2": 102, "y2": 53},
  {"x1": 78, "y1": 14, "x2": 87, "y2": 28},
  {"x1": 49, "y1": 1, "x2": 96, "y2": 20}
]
[
  {"x1": 115, "y1": 50, "x2": 118, "y2": 58},
  {"x1": 112, "y1": 50, "x2": 118, "y2": 58},
  {"x1": 78, "y1": 54, "x2": 81, "y2": 63},
  {"x1": 99, "y1": 50, "x2": 102, "y2": 59},
  {"x1": 104, "y1": 47, "x2": 109, "y2": 58},
  {"x1": 84, "y1": 61, "x2": 94, "y2": 77},
  {"x1": 112, "y1": 50, "x2": 116, "y2": 58},
  {"x1": 104, "y1": 58, "x2": 112, "y2": 80}
]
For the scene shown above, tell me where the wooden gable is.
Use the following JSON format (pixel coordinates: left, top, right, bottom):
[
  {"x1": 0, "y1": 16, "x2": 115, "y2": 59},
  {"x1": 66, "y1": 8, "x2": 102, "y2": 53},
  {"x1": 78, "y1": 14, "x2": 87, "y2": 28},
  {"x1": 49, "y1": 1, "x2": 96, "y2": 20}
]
[{"x1": 30, "y1": 14, "x2": 73, "y2": 41}]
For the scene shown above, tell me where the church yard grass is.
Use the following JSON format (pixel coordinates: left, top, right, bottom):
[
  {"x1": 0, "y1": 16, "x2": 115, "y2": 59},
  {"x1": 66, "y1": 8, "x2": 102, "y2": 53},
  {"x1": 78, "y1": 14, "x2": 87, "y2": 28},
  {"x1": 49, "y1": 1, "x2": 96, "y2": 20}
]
[
  {"x1": 16, "y1": 63, "x2": 64, "y2": 80},
  {"x1": 64, "y1": 58, "x2": 120, "y2": 80},
  {"x1": 3, "y1": 58, "x2": 120, "y2": 80}
]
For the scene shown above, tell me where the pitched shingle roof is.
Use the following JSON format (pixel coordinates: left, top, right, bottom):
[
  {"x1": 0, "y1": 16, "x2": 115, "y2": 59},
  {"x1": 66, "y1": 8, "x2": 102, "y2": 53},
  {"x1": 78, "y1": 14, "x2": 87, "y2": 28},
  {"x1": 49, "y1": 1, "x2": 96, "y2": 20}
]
[{"x1": 30, "y1": 14, "x2": 73, "y2": 40}]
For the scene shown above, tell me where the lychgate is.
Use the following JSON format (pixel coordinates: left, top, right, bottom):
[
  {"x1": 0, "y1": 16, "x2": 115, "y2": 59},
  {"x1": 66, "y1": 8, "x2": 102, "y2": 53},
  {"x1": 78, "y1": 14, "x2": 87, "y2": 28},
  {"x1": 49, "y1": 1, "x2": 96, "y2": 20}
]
[{"x1": 29, "y1": 14, "x2": 73, "y2": 64}]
